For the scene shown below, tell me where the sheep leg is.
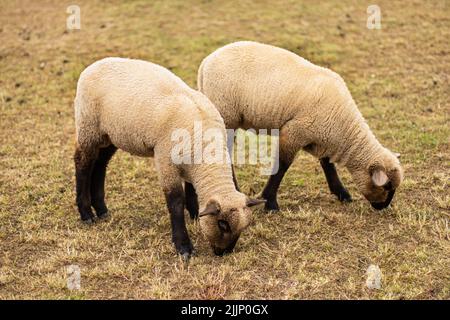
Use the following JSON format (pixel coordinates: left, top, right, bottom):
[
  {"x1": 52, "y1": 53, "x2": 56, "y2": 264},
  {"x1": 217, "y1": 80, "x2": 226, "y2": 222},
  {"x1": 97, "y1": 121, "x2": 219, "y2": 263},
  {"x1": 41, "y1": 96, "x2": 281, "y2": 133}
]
[
  {"x1": 319, "y1": 157, "x2": 352, "y2": 202},
  {"x1": 90, "y1": 144, "x2": 117, "y2": 218},
  {"x1": 164, "y1": 184, "x2": 194, "y2": 258},
  {"x1": 260, "y1": 122, "x2": 300, "y2": 211},
  {"x1": 261, "y1": 156, "x2": 293, "y2": 211},
  {"x1": 157, "y1": 153, "x2": 194, "y2": 257},
  {"x1": 185, "y1": 181, "x2": 199, "y2": 219},
  {"x1": 74, "y1": 145, "x2": 98, "y2": 224},
  {"x1": 231, "y1": 165, "x2": 240, "y2": 191},
  {"x1": 227, "y1": 130, "x2": 240, "y2": 191}
]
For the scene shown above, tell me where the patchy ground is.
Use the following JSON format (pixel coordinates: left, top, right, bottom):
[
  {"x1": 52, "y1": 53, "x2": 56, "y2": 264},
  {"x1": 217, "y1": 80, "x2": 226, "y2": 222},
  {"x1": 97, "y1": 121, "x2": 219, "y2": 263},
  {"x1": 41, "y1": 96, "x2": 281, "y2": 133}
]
[{"x1": 0, "y1": 0, "x2": 449, "y2": 299}]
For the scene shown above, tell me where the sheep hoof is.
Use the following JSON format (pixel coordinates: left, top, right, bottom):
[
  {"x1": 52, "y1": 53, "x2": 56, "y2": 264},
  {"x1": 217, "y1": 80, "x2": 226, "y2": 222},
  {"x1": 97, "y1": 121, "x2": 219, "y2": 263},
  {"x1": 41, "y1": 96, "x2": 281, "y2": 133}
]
[
  {"x1": 97, "y1": 211, "x2": 110, "y2": 220},
  {"x1": 181, "y1": 252, "x2": 191, "y2": 261},
  {"x1": 81, "y1": 218, "x2": 94, "y2": 225},
  {"x1": 264, "y1": 201, "x2": 280, "y2": 212},
  {"x1": 335, "y1": 190, "x2": 352, "y2": 202},
  {"x1": 176, "y1": 243, "x2": 194, "y2": 259}
]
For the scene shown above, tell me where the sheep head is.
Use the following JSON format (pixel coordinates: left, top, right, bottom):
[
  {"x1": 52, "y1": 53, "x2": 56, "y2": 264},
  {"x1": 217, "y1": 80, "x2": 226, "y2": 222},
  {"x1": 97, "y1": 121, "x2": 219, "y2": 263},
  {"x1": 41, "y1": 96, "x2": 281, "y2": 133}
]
[
  {"x1": 351, "y1": 148, "x2": 403, "y2": 210},
  {"x1": 198, "y1": 197, "x2": 265, "y2": 256}
]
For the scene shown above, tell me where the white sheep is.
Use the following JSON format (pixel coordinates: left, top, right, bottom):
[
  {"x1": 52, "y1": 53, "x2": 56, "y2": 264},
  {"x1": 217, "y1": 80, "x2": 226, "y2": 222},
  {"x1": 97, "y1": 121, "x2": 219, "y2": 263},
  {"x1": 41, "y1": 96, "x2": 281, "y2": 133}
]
[
  {"x1": 74, "y1": 57, "x2": 264, "y2": 257},
  {"x1": 198, "y1": 41, "x2": 403, "y2": 211}
]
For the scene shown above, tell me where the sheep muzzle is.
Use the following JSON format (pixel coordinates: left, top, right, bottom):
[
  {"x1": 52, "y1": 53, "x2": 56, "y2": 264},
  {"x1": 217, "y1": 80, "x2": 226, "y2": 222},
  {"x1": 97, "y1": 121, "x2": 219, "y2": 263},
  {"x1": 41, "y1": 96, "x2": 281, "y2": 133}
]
[
  {"x1": 370, "y1": 189, "x2": 396, "y2": 210},
  {"x1": 212, "y1": 236, "x2": 239, "y2": 256}
]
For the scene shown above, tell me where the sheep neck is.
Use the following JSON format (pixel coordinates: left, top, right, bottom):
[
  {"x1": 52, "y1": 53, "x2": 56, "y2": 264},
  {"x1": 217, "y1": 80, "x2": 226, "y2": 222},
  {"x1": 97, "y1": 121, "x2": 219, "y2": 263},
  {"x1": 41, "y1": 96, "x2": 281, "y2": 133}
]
[
  {"x1": 326, "y1": 101, "x2": 384, "y2": 169},
  {"x1": 189, "y1": 163, "x2": 238, "y2": 209}
]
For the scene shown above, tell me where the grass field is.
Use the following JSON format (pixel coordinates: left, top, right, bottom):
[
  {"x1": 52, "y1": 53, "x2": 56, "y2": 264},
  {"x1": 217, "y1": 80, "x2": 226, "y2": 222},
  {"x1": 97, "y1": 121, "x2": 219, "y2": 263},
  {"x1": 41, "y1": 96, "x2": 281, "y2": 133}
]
[{"x1": 0, "y1": 0, "x2": 449, "y2": 299}]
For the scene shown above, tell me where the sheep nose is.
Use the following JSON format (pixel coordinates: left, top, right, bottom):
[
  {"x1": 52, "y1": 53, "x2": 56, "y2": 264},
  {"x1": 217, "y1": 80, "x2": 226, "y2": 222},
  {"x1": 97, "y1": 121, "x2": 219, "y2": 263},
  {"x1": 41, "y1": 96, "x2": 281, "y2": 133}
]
[
  {"x1": 370, "y1": 202, "x2": 388, "y2": 210},
  {"x1": 370, "y1": 189, "x2": 396, "y2": 210},
  {"x1": 213, "y1": 247, "x2": 226, "y2": 256},
  {"x1": 213, "y1": 237, "x2": 239, "y2": 256}
]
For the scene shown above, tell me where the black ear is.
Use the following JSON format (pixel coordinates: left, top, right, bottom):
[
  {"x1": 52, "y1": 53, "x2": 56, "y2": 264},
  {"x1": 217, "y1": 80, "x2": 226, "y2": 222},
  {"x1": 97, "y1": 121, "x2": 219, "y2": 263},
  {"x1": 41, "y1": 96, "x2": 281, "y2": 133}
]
[
  {"x1": 246, "y1": 198, "x2": 266, "y2": 207},
  {"x1": 199, "y1": 199, "x2": 220, "y2": 217},
  {"x1": 391, "y1": 151, "x2": 401, "y2": 159}
]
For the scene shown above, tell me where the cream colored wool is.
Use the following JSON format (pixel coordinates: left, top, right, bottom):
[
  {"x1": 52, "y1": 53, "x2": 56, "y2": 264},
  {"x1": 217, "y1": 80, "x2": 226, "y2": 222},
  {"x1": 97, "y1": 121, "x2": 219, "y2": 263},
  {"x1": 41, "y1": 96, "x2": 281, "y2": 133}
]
[
  {"x1": 198, "y1": 41, "x2": 403, "y2": 203},
  {"x1": 75, "y1": 57, "x2": 252, "y2": 248}
]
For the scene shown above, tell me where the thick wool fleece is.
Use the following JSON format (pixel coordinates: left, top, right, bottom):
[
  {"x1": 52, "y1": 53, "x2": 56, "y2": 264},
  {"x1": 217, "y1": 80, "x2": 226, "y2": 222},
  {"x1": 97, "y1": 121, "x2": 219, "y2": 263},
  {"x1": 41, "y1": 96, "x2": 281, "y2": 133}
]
[
  {"x1": 198, "y1": 41, "x2": 403, "y2": 198},
  {"x1": 75, "y1": 57, "x2": 246, "y2": 211}
]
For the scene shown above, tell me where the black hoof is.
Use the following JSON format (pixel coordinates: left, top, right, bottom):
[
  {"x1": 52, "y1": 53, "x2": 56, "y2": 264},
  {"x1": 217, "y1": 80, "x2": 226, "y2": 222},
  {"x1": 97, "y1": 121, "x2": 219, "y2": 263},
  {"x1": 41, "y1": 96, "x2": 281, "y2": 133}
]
[
  {"x1": 335, "y1": 190, "x2": 352, "y2": 203},
  {"x1": 81, "y1": 218, "x2": 94, "y2": 225},
  {"x1": 92, "y1": 201, "x2": 108, "y2": 216},
  {"x1": 97, "y1": 211, "x2": 110, "y2": 220},
  {"x1": 181, "y1": 253, "x2": 189, "y2": 261},
  {"x1": 175, "y1": 242, "x2": 194, "y2": 259},
  {"x1": 264, "y1": 200, "x2": 280, "y2": 212}
]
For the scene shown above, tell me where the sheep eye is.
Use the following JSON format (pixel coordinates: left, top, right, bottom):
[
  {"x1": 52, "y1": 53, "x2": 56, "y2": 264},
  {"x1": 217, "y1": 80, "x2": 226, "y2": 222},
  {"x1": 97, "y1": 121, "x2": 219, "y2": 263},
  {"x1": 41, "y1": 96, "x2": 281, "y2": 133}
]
[{"x1": 218, "y1": 220, "x2": 231, "y2": 233}]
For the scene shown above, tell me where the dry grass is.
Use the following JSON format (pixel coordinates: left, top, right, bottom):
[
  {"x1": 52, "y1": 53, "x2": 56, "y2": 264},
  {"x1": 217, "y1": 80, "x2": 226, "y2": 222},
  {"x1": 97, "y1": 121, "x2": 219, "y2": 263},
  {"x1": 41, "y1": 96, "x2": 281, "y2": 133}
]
[{"x1": 0, "y1": 0, "x2": 449, "y2": 299}]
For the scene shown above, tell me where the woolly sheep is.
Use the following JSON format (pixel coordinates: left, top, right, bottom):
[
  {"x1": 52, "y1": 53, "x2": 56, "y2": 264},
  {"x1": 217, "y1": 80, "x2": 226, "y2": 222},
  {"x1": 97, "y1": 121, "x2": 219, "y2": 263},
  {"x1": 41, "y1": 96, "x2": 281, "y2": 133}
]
[
  {"x1": 74, "y1": 57, "x2": 264, "y2": 257},
  {"x1": 198, "y1": 41, "x2": 403, "y2": 211}
]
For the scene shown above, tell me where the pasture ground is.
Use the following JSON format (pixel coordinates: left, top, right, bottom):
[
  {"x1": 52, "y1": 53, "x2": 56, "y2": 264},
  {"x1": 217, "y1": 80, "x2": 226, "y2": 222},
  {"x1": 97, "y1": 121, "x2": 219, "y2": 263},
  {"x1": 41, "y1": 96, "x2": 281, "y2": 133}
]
[{"x1": 0, "y1": 0, "x2": 449, "y2": 299}]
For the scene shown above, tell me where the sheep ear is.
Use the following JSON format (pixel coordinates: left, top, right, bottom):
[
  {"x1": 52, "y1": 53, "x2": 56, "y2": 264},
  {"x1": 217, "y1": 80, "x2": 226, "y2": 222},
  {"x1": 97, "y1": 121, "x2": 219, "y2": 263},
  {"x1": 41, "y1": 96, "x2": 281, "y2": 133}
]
[
  {"x1": 372, "y1": 169, "x2": 389, "y2": 187},
  {"x1": 199, "y1": 199, "x2": 220, "y2": 217},
  {"x1": 246, "y1": 198, "x2": 266, "y2": 207},
  {"x1": 391, "y1": 151, "x2": 401, "y2": 158}
]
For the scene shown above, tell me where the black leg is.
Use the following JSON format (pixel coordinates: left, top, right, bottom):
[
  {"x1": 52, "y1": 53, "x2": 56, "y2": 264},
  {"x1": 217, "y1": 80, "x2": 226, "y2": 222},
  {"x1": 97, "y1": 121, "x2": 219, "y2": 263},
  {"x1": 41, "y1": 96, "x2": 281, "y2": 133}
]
[
  {"x1": 226, "y1": 130, "x2": 240, "y2": 192},
  {"x1": 319, "y1": 157, "x2": 352, "y2": 202},
  {"x1": 185, "y1": 181, "x2": 199, "y2": 219},
  {"x1": 74, "y1": 146, "x2": 97, "y2": 223},
  {"x1": 90, "y1": 145, "x2": 117, "y2": 218},
  {"x1": 165, "y1": 185, "x2": 194, "y2": 258},
  {"x1": 261, "y1": 157, "x2": 293, "y2": 211},
  {"x1": 231, "y1": 164, "x2": 240, "y2": 192}
]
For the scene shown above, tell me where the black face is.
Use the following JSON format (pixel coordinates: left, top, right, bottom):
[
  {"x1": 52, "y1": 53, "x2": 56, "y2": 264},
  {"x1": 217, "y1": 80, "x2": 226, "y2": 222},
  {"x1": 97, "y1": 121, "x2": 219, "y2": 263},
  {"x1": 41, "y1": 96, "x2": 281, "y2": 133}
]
[
  {"x1": 370, "y1": 189, "x2": 396, "y2": 210},
  {"x1": 212, "y1": 220, "x2": 239, "y2": 256},
  {"x1": 213, "y1": 236, "x2": 239, "y2": 256}
]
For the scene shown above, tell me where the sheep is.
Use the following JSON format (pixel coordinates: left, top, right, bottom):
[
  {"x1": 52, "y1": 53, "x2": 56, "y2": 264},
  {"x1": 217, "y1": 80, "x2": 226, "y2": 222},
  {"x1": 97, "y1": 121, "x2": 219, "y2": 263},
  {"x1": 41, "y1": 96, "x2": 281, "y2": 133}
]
[
  {"x1": 74, "y1": 57, "x2": 264, "y2": 257},
  {"x1": 198, "y1": 41, "x2": 403, "y2": 211}
]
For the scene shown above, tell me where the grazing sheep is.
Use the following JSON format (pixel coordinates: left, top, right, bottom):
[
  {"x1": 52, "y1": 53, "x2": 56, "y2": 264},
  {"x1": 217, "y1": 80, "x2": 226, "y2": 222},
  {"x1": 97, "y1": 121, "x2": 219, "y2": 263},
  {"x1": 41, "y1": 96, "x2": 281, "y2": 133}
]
[
  {"x1": 74, "y1": 57, "x2": 264, "y2": 257},
  {"x1": 198, "y1": 41, "x2": 403, "y2": 211}
]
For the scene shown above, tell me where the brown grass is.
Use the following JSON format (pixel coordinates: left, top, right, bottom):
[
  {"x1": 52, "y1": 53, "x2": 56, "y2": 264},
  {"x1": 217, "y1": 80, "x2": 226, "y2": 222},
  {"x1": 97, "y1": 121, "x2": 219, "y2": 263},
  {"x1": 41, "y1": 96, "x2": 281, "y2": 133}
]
[{"x1": 0, "y1": 0, "x2": 449, "y2": 299}]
